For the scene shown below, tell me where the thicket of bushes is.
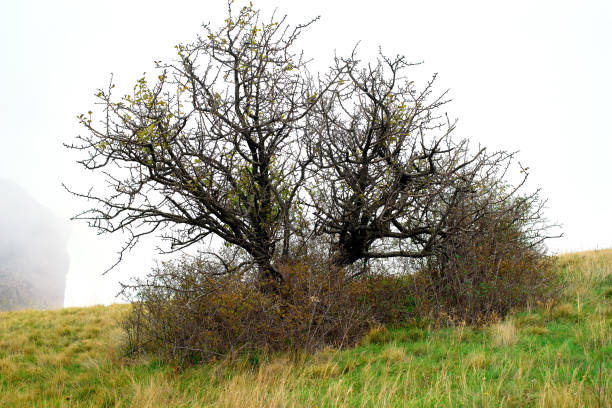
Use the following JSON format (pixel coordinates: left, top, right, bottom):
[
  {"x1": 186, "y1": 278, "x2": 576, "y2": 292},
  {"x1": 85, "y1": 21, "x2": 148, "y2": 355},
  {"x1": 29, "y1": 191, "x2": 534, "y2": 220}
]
[
  {"x1": 122, "y1": 256, "x2": 416, "y2": 364},
  {"x1": 410, "y1": 195, "x2": 561, "y2": 324},
  {"x1": 122, "y1": 197, "x2": 560, "y2": 364}
]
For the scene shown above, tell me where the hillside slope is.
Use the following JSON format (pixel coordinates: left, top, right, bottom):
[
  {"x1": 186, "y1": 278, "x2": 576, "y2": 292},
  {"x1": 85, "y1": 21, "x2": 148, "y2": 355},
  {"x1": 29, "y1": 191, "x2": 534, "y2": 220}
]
[{"x1": 0, "y1": 250, "x2": 610, "y2": 407}]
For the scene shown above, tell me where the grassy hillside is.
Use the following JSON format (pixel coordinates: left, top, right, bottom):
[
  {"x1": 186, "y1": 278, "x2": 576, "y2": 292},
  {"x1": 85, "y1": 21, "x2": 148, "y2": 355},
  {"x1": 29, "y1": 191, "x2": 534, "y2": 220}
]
[{"x1": 1, "y1": 250, "x2": 610, "y2": 407}]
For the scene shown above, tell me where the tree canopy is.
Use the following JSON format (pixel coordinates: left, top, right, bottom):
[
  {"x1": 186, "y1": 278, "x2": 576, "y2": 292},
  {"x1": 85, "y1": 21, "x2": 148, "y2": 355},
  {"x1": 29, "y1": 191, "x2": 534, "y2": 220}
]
[{"x1": 66, "y1": 2, "x2": 548, "y2": 286}]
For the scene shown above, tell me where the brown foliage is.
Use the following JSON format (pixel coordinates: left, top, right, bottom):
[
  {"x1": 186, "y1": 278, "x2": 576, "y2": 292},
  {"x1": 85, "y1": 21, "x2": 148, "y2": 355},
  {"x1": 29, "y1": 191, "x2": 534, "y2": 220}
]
[
  {"x1": 122, "y1": 190, "x2": 562, "y2": 363},
  {"x1": 123, "y1": 256, "x2": 417, "y2": 364},
  {"x1": 411, "y1": 194, "x2": 561, "y2": 324}
]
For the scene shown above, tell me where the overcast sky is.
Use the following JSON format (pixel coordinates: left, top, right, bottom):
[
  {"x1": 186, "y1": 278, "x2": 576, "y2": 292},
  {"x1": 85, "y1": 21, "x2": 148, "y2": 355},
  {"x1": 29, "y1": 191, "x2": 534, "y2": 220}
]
[{"x1": 1, "y1": 0, "x2": 610, "y2": 307}]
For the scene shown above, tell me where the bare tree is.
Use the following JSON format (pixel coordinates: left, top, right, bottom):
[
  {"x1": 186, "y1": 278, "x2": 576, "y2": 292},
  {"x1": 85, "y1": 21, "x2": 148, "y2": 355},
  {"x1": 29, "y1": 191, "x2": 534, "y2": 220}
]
[
  {"x1": 67, "y1": 2, "x2": 550, "y2": 288},
  {"x1": 307, "y1": 52, "x2": 539, "y2": 271},
  {"x1": 66, "y1": 4, "x2": 340, "y2": 284}
]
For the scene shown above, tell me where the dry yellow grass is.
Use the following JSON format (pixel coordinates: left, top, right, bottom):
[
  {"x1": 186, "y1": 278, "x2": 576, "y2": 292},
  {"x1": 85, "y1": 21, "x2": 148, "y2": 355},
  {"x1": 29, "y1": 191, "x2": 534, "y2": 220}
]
[
  {"x1": 491, "y1": 319, "x2": 518, "y2": 347},
  {"x1": 466, "y1": 352, "x2": 489, "y2": 370},
  {"x1": 380, "y1": 345, "x2": 408, "y2": 364},
  {"x1": 558, "y1": 248, "x2": 612, "y2": 298},
  {"x1": 551, "y1": 302, "x2": 578, "y2": 319},
  {"x1": 536, "y1": 382, "x2": 598, "y2": 408}
]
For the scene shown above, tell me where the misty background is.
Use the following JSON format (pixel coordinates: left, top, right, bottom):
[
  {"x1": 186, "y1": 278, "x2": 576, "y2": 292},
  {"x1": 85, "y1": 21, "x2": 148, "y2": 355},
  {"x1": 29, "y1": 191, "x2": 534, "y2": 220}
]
[
  {"x1": 0, "y1": 179, "x2": 69, "y2": 310},
  {"x1": 0, "y1": 0, "x2": 610, "y2": 308}
]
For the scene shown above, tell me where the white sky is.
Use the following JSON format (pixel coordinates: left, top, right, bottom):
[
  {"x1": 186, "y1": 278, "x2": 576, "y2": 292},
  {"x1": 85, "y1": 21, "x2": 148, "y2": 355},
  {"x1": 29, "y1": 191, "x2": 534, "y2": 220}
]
[{"x1": 1, "y1": 0, "x2": 610, "y2": 307}]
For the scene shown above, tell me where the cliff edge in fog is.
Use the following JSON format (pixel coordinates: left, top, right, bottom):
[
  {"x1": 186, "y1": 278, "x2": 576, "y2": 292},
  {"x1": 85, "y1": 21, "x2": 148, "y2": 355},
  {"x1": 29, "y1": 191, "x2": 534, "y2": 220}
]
[{"x1": 0, "y1": 179, "x2": 69, "y2": 310}]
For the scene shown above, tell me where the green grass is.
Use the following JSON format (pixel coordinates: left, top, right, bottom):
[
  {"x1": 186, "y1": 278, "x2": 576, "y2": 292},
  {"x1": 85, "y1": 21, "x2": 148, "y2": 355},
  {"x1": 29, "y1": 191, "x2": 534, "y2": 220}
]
[{"x1": 0, "y1": 249, "x2": 611, "y2": 407}]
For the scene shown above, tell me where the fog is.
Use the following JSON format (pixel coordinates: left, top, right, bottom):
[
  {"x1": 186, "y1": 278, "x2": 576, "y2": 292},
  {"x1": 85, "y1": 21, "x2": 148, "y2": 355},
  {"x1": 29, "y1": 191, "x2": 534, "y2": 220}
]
[{"x1": 0, "y1": 179, "x2": 69, "y2": 310}]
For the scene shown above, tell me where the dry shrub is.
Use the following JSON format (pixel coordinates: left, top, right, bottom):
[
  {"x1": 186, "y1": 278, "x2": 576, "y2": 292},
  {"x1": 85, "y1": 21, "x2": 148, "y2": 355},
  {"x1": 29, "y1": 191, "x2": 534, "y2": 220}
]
[
  {"x1": 412, "y1": 193, "x2": 561, "y2": 324},
  {"x1": 122, "y1": 256, "x2": 413, "y2": 365},
  {"x1": 121, "y1": 193, "x2": 562, "y2": 362},
  {"x1": 361, "y1": 276, "x2": 415, "y2": 324}
]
